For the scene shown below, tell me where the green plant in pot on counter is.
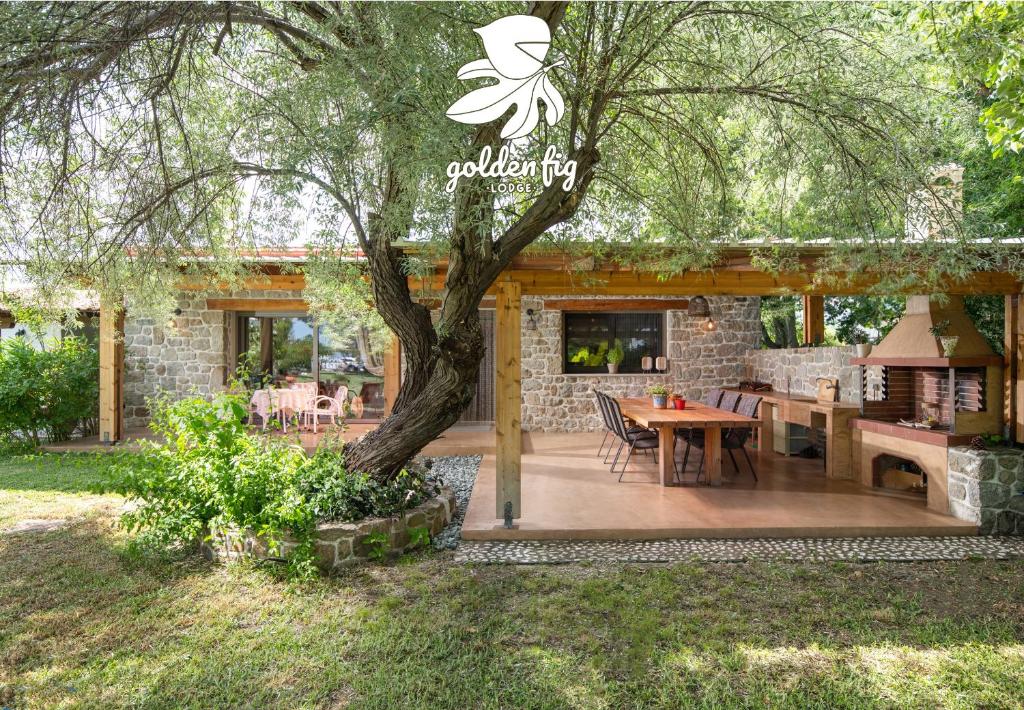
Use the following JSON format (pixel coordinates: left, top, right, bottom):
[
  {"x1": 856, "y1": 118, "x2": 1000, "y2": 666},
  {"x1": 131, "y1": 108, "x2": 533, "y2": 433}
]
[
  {"x1": 647, "y1": 384, "x2": 671, "y2": 409},
  {"x1": 929, "y1": 319, "x2": 959, "y2": 357},
  {"x1": 606, "y1": 339, "x2": 625, "y2": 374}
]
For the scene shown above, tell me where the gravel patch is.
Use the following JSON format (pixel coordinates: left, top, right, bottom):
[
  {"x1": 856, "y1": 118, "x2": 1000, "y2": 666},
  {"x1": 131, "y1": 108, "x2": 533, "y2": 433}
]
[
  {"x1": 426, "y1": 455, "x2": 481, "y2": 550},
  {"x1": 456, "y1": 536, "x2": 1024, "y2": 564}
]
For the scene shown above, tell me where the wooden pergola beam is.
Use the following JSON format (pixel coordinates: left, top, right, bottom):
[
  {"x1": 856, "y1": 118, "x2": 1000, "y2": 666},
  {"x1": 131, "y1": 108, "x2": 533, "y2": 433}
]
[
  {"x1": 180, "y1": 274, "x2": 306, "y2": 291},
  {"x1": 98, "y1": 298, "x2": 124, "y2": 444},
  {"x1": 542, "y1": 298, "x2": 691, "y2": 311},
  {"x1": 408, "y1": 270, "x2": 1021, "y2": 297},
  {"x1": 803, "y1": 295, "x2": 825, "y2": 345},
  {"x1": 182, "y1": 265, "x2": 1021, "y2": 296},
  {"x1": 495, "y1": 280, "x2": 522, "y2": 521},
  {"x1": 206, "y1": 298, "x2": 307, "y2": 312}
]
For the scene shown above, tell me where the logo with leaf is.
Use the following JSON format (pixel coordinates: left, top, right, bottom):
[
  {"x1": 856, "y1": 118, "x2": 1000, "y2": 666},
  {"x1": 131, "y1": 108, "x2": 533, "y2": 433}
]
[{"x1": 446, "y1": 15, "x2": 566, "y2": 140}]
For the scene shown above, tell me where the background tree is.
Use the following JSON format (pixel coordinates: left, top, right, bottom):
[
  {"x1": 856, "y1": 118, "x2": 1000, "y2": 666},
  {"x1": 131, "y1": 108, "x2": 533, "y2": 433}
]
[
  {"x1": 825, "y1": 297, "x2": 905, "y2": 346},
  {"x1": 916, "y1": 2, "x2": 1024, "y2": 158},
  {"x1": 759, "y1": 296, "x2": 801, "y2": 349},
  {"x1": 0, "y1": 2, "x2": 1012, "y2": 480}
]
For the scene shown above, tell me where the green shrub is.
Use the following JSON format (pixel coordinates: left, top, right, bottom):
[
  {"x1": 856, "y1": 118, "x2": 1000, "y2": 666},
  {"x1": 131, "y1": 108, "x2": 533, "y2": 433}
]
[
  {"x1": 107, "y1": 391, "x2": 438, "y2": 577},
  {"x1": 109, "y1": 392, "x2": 315, "y2": 574},
  {"x1": 0, "y1": 336, "x2": 98, "y2": 445},
  {"x1": 299, "y1": 447, "x2": 438, "y2": 523}
]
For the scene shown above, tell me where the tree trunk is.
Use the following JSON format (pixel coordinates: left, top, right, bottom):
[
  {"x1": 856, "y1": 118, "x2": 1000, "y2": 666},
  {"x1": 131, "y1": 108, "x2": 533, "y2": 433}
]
[{"x1": 344, "y1": 312, "x2": 484, "y2": 479}]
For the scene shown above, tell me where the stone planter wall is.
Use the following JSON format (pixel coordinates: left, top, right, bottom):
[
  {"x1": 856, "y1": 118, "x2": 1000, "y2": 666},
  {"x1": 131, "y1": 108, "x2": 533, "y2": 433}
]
[
  {"x1": 201, "y1": 486, "x2": 457, "y2": 569},
  {"x1": 123, "y1": 289, "x2": 304, "y2": 428},
  {"x1": 744, "y1": 346, "x2": 861, "y2": 403},
  {"x1": 947, "y1": 447, "x2": 1024, "y2": 535},
  {"x1": 521, "y1": 296, "x2": 761, "y2": 432}
]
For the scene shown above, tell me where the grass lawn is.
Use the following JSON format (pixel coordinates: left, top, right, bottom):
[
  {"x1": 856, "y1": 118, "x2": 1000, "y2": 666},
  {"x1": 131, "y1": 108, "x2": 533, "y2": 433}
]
[
  {"x1": 0, "y1": 453, "x2": 123, "y2": 529},
  {"x1": 1, "y1": 453, "x2": 1023, "y2": 709}
]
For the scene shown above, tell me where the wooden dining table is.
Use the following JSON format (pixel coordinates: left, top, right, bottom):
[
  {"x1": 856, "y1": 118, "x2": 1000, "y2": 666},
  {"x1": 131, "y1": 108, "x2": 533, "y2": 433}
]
[{"x1": 616, "y1": 398, "x2": 761, "y2": 487}]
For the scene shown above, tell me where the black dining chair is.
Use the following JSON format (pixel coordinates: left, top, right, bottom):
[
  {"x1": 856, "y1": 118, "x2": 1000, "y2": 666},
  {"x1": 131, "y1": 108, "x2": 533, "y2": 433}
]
[
  {"x1": 594, "y1": 390, "x2": 615, "y2": 458},
  {"x1": 674, "y1": 390, "x2": 750, "y2": 482},
  {"x1": 605, "y1": 396, "x2": 659, "y2": 480},
  {"x1": 675, "y1": 388, "x2": 740, "y2": 477},
  {"x1": 722, "y1": 394, "x2": 762, "y2": 482},
  {"x1": 596, "y1": 391, "x2": 657, "y2": 465}
]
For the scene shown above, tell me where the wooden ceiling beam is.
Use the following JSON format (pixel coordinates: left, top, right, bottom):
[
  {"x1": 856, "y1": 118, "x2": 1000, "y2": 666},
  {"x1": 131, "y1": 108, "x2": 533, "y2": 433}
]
[
  {"x1": 541, "y1": 298, "x2": 691, "y2": 311},
  {"x1": 182, "y1": 267, "x2": 1020, "y2": 296},
  {"x1": 206, "y1": 298, "x2": 308, "y2": 312}
]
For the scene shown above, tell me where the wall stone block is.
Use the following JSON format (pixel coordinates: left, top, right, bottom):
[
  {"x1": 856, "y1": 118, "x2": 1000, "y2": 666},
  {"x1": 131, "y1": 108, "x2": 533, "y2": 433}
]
[{"x1": 744, "y1": 345, "x2": 861, "y2": 403}]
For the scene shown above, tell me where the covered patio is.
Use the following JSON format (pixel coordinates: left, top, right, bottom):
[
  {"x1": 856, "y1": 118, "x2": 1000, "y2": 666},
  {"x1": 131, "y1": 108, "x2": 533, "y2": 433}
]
[
  {"x1": 86, "y1": 243, "x2": 1024, "y2": 540},
  {"x1": 461, "y1": 431, "x2": 977, "y2": 540}
]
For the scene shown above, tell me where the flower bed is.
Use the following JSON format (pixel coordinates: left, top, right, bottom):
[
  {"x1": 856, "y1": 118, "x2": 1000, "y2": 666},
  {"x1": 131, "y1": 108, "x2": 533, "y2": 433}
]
[{"x1": 202, "y1": 486, "x2": 458, "y2": 569}]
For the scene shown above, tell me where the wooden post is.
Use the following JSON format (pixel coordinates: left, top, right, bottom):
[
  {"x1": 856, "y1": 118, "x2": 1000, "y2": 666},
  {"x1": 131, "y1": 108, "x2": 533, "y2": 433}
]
[
  {"x1": 224, "y1": 312, "x2": 238, "y2": 385},
  {"x1": 1006, "y1": 295, "x2": 1024, "y2": 443},
  {"x1": 383, "y1": 333, "x2": 401, "y2": 416},
  {"x1": 495, "y1": 280, "x2": 522, "y2": 520},
  {"x1": 803, "y1": 295, "x2": 825, "y2": 345},
  {"x1": 258, "y1": 316, "x2": 274, "y2": 375},
  {"x1": 98, "y1": 298, "x2": 124, "y2": 444}
]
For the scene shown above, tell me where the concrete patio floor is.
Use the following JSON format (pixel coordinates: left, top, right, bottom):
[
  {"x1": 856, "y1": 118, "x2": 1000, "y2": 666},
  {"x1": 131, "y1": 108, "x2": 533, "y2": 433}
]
[{"x1": 460, "y1": 431, "x2": 978, "y2": 541}]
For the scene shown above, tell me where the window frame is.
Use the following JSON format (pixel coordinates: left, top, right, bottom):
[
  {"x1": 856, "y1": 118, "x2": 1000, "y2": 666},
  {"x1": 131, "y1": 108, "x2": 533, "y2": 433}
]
[{"x1": 561, "y1": 311, "x2": 667, "y2": 375}]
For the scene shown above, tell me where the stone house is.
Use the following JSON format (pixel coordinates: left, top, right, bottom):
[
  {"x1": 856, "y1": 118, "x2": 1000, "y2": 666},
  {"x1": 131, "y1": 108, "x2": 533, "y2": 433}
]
[{"x1": 122, "y1": 288, "x2": 766, "y2": 432}]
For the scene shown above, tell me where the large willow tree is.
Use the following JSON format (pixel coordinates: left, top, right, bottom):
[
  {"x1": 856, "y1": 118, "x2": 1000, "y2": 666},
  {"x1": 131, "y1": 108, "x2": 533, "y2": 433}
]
[{"x1": 0, "y1": 2, "x2": 1007, "y2": 478}]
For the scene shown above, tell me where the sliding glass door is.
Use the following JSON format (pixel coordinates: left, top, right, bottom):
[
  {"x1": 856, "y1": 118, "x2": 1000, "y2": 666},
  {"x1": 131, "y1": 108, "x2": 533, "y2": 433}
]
[{"x1": 234, "y1": 313, "x2": 384, "y2": 420}]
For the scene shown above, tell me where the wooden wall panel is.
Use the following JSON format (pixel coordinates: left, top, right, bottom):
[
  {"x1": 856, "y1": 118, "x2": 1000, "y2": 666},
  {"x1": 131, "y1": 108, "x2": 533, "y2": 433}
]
[
  {"x1": 542, "y1": 298, "x2": 690, "y2": 312},
  {"x1": 206, "y1": 298, "x2": 307, "y2": 312}
]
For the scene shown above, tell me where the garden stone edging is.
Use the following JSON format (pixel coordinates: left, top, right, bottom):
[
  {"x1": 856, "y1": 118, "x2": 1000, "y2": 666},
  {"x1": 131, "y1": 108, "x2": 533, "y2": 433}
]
[{"x1": 201, "y1": 486, "x2": 457, "y2": 569}]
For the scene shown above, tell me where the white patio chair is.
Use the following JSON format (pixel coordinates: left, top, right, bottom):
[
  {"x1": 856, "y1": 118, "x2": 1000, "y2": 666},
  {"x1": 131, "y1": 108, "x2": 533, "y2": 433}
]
[{"x1": 249, "y1": 390, "x2": 272, "y2": 431}]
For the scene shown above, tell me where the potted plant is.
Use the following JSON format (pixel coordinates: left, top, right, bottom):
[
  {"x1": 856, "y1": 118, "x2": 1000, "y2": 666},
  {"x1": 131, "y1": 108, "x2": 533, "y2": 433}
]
[
  {"x1": 929, "y1": 319, "x2": 958, "y2": 357},
  {"x1": 606, "y1": 339, "x2": 625, "y2": 374},
  {"x1": 853, "y1": 331, "x2": 872, "y2": 358},
  {"x1": 648, "y1": 384, "x2": 670, "y2": 409}
]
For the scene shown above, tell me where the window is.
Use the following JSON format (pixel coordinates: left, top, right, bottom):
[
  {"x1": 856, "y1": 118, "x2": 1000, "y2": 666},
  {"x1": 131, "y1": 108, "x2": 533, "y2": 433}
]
[
  {"x1": 563, "y1": 312, "x2": 664, "y2": 374},
  {"x1": 234, "y1": 314, "x2": 386, "y2": 419}
]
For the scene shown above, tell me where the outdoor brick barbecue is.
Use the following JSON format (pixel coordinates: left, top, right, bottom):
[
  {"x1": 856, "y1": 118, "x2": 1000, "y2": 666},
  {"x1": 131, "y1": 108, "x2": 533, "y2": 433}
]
[{"x1": 851, "y1": 296, "x2": 1004, "y2": 514}]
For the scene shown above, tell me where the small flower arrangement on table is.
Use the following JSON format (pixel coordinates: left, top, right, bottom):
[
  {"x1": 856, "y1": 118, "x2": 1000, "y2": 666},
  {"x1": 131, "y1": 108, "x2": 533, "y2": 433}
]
[{"x1": 647, "y1": 384, "x2": 670, "y2": 409}]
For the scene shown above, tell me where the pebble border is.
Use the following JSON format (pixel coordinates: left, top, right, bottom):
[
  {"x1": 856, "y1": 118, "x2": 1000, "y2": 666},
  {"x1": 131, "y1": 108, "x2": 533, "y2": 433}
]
[{"x1": 455, "y1": 536, "x2": 1024, "y2": 564}]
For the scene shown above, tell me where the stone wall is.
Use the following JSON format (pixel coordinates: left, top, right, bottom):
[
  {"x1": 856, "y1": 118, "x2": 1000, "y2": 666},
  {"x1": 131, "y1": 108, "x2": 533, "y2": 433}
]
[
  {"x1": 744, "y1": 346, "x2": 861, "y2": 404},
  {"x1": 202, "y1": 487, "x2": 457, "y2": 570},
  {"x1": 123, "y1": 289, "x2": 303, "y2": 428},
  {"x1": 947, "y1": 446, "x2": 1024, "y2": 535},
  {"x1": 123, "y1": 291, "x2": 762, "y2": 433},
  {"x1": 521, "y1": 296, "x2": 761, "y2": 432}
]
